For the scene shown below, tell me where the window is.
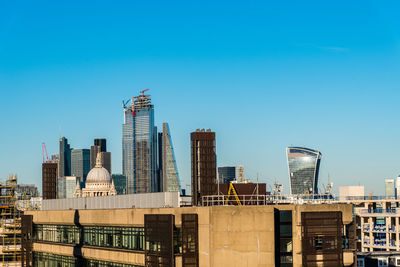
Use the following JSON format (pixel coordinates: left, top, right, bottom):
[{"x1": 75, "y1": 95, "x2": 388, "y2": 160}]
[
  {"x1": 378, "y1": 258, "x2": 388, "y2": 267},
  {"x1": 396, "y1": 258, "x2": 400, "y2": 266},
  {"x1": 83, "y1": 226, "x2": 144, "y2": 251},
  {"x1": 33, "y1": 224, "x2": 80, "y2": 244},
  {"x1": 357, "y1": 258, "x2": 364, "y2": 267}
]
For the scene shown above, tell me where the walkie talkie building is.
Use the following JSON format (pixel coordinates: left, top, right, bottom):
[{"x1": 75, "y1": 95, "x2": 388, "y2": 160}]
[{"x1": 286, "y1": 147, "x2": 322, "y2": 195}]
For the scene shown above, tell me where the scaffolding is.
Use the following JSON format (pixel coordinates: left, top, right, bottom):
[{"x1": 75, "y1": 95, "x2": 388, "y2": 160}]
[{"x1": 0, "y1": 175, "x2": 21, "y2": 267}]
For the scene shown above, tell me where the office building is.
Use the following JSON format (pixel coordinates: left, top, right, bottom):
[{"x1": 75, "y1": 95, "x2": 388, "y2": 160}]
[
  {"x1": 111, "y1": 174, "x2": 127, "y2": 195},
  {"x1": 217, "y1": 166, "x2": 236, "y2": 184},
  {"x1": 237, "y1": 165, "x2": 245, "y2": 182},
  {"x1": 339, "y1": 185, "x2": 365, "y2": 201},
  {"x1": 23, "y1": 203, "x2": 355, "y2": 266},
  {"x1": 159, "y1": 122, "x2": 181, "y2": 193},
  {"x1": 59, "y1": 137, "x2": 71, "y2": 178},
  {"x1": 94, "y1": 138, "x2": 107, "y2": 152},
  {"x1": 122, "y1": 93, "x2": 157, "y2": 194},
  {"x1": 100, "y1": 151, "x2": 112, "y2": 174},
  {"x1": 58, "y1": 176, "x2": 78, "y2": 199},
  {"x1": 386, "y1": 179, "x2": 395, "y2": 198},
  {"x1": 90, "y1": 145, "x2": 101, "y2": 170},
  {"x1": 42, "y1": 162, "x2": 58, "y2": 199},
  {"x1": 90, "y1": 139, "x2": 111, "y2": 174},
  {"x1": 397, "y1": 176, "x2": 400, "y2": 199},
  {"x1": 191, "y1": 129, "x2": 216, "y2": 206},
  {"x1": 286, "y1": 147, "x2": 322, "y2": 195},
  {"x1": 71, "y1": 149, "x2": 90, "y2": 182}
]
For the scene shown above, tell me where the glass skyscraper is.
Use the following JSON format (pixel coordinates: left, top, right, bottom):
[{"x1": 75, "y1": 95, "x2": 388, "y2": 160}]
[
  {"x1": 158, "y1": 123, "x2": 181, "y2": 193},
  {"x1": 217, "y1": 166, "x2": 236, "y2": 184},
  {"x1": 122, "y1": 94, "x2": 157, "y2": 194},
  {"x1": 71, "y1": 149, "x2": 91, "y2": 182},
  {"x1": 286, "y1": 147, "x2": 322, "y2": 195},
  {"x1": 59, "y1": 137, "x2": 71, "y2": 178}
]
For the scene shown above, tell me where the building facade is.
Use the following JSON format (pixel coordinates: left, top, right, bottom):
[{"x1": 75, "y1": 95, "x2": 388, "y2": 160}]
[
  {"x1": 90, "y1": 139, "x2": 111, "y2": 174},
  {"x1": 71, "y1": 149, "x2": 90, "y2": 182},
  {"x1": 94, "y1": 138, "x2": 107, "y2": 152},
  {"x1": 122, "y1": 94, "x2": 157, "y2": 194},
  {"x1": 42, "y1": 162, "x2": 58, "y2": 200},
  {"x1": 59, "y1": 137, "x2": 71, "y2": 178},
  {"x1": 217, "y1": 166, "x2": 236, "y2": 184},
  {"x1": 191, "y1": 129, "x2": 216, "y2": 206},
  {"x1": 385, "y1": 179, "x2": 395, "y2": 199},
  {"x1": 286, "y1": 147, "x2": 322, "y2": 195},
  {"x1": 159, "y1": 122, "x2": 181, "y2": 193},
  {"x1": 57, "y1": 176, "x2": 78, "y2": 199},
  {"x1": 23, "y1": 204, "x2": 356, "y2": 267},
  {"x1": 111, "y1": 174, "x2": 127, "y2": 195}
]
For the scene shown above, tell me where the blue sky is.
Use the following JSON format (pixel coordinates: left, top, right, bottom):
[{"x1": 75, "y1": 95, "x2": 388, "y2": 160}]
[{"x1": 1, "y1": 0, "x2": 400, "y2": 195}]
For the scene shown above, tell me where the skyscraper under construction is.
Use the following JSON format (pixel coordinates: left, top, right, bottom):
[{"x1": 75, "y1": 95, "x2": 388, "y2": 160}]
[{"x1": 122, "y1": 91, "x2": 157, "y2": 194}]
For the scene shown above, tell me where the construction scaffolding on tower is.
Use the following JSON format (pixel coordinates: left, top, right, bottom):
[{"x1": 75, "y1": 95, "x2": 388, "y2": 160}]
[{"x1": 0, "y1": 174, "x2": 22, "y2": 267}]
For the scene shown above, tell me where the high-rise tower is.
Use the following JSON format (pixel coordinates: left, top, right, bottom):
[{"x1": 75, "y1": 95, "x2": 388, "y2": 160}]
[
  {"x1": 90, "y1": 139, "x2": 111, "y2": 174},
  {"x1": 122, "y1": 92, "x2": 157, "y2": 194},
  {"x1": 158, "y1": 123, "x2": 181, "y2": 193},
  {"x1": 71, "y1": 149, "x2": 90, "y2": 182},
  {"x1": 191, "y1": 129, "x2": 217, "y2": 206},
  {"x1": 59, "y1": 137, "x2": 71, "y2": 178},
  {"x1": 286, "y1": 147, "x2": 322, "y2": 195}
]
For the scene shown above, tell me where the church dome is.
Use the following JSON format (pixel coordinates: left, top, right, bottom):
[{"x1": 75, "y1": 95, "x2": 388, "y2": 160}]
[
  {"x1": 85, "y1": 153, "x2": 111, "y2": 183},
  {"x1": 86, "y1": 167, "x2": 111, "y2": 183}
]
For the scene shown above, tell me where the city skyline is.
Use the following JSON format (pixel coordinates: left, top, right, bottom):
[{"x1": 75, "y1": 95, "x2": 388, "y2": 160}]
[{"x1": 2, "y1": 1, "x2": 400, "y2": 195}]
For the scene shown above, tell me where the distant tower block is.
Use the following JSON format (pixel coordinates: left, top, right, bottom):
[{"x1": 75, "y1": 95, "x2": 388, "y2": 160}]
[{"x1": 237, "y1": 165, "x2": 245, "y2": 183}]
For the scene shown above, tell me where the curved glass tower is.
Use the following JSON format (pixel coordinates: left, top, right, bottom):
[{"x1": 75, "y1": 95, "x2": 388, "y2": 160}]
[{"x1": 286, "y1": 147, "x2": 322, "y2": 195}]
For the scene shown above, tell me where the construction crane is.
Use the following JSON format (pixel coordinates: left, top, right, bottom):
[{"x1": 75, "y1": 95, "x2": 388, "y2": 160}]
[
  {"x1": 140, "y1": 88, "x2": 150, "y2": 95},
  {"x1": 41, "y1": 142, "x2": 49, "y2": 163}
]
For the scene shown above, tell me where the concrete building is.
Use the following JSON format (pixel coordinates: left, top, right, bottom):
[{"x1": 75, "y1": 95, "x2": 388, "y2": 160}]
[
  {"x1": 191, "y1": 129, "x2": 217, "y2": 206},
  {"x1": 386, "y1": 179, "x2": 396, "y2": 199},
  {"x1": 23, "y1": 203, "x2": 355, "y2": 267},
  {"x1": 339, "y1": 186, "x2": 365, "y2": 201},
  {"x1": 42, "y1": 162, "x2": 58, "y2": 199},
  {"x1": 397, "y1": 176, "x2": 400, "y2": 199},
  {"x1": 237, "y1": 165, "x2": 245, "y2": 182},
  {"x1": 337, "y1": 198, "x2": 400, "y2": 256}
]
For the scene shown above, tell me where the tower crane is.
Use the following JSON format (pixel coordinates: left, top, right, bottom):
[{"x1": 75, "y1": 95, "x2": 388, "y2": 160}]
[
  {"x1": 140, "y1": 88, "x2": 150, "y2": 95},
  {"x1": 42, "y1": 142, "x2": 49, "y2": 163}
]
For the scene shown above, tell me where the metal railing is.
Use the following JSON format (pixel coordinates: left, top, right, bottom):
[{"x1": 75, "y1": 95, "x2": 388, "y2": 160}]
[{"x1": 201, "y1": 193, "x2": 336, "y2": 206}]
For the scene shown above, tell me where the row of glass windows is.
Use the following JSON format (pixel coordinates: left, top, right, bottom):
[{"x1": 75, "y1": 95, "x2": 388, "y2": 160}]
[
  {"x1": 34, "y1": 225, "x2": 80, "y2": 244},
  {"x1": 33, "y1": 224, "x2": 182, "y2": 253},
  {"x1": 34, "y1": 252, "x2": 142, "y2": 267},
  {"x1": 83, "y1": 226, "x2": 144, "y2": 251}
]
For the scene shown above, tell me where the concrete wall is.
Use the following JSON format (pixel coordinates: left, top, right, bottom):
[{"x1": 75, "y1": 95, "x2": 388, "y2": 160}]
[{"x1": 27, "y1": 204, "x2": 353, "y2": 267}]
